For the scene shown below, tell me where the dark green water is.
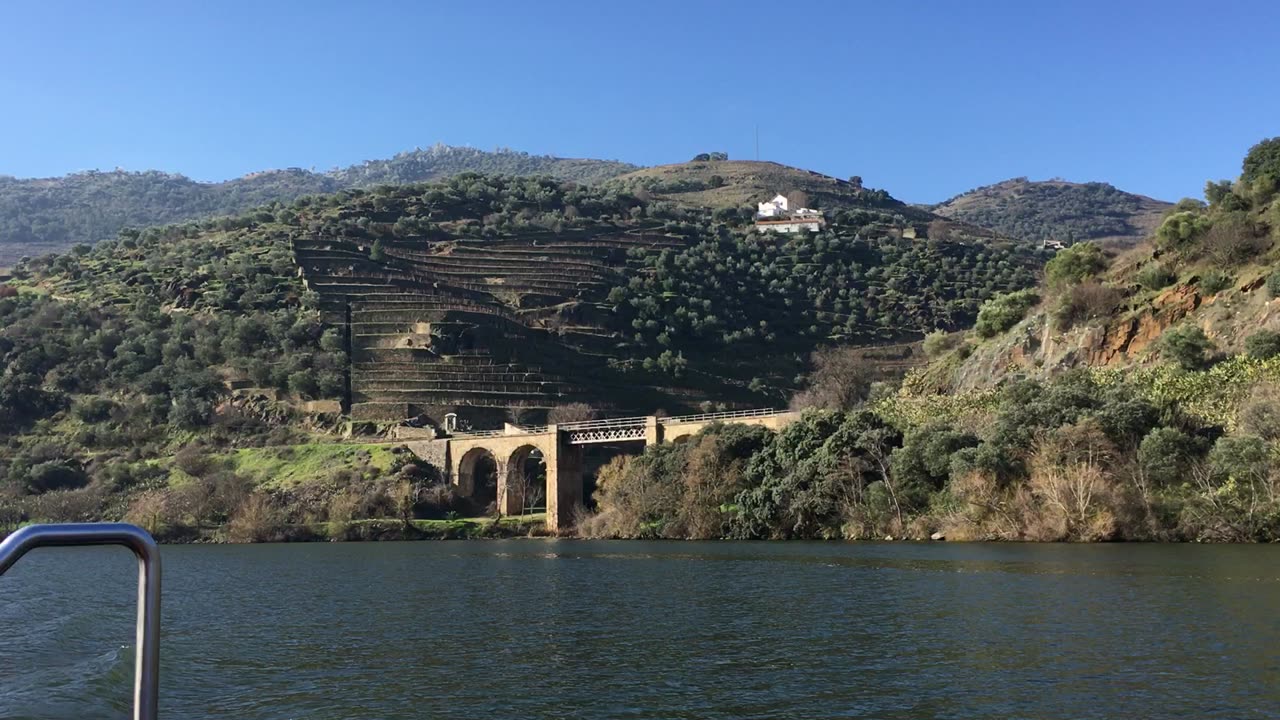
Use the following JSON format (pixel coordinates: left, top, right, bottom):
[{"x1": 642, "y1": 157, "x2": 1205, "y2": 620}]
[{"x1": 2, "y1": 540, "x2": 1278, "y2": 719}]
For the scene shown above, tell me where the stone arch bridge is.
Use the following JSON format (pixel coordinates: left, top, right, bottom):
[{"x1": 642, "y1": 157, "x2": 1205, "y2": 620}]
[{"x1": 405, "y1": 409, "x2": 799, "y2": 531}]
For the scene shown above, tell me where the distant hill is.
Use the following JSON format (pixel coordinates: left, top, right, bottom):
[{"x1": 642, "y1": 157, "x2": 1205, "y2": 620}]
[
  {"x1": 0, "y1": 145, "x2": 638, "y2": 264},
  {"x1": 931, "y1": 177, "x2": 1172, "y2": 248}
]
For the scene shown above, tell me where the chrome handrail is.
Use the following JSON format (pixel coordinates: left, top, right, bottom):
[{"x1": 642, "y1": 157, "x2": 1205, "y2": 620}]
[{"x1": 0, "y1": 523, "x2": 161, "y2": 720}]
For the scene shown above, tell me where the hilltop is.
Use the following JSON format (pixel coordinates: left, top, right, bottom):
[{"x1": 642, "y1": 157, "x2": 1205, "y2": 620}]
[
  {"x1": 609, "y1": 159, "x2": 938, "y2": 223},
  {"x1": 931, "y1": 177, "x2": 1172, "y2": 248},
  {"x1": 0, "y1": 145, "x2": 638, "y2": 265}
]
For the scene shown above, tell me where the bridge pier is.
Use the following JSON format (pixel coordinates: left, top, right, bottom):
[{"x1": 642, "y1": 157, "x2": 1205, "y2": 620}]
[
  {"x1": 644, "y1": 416, "x2": 662, "y2": 445},
  {"x1": 496, "y1": 461, "x2": 522, "y2": 517},
  {"x1": 545, "y1": 424, "x2": 584, "y2": 533}
]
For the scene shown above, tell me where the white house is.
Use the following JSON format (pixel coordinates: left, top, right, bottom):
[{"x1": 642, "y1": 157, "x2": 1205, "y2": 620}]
[
  {"x1": 754, "y1": 192, "x2": 824, "y2": 232},
  {"x1": 756, "y1": 194, "x2": 790, "y2": 218}
]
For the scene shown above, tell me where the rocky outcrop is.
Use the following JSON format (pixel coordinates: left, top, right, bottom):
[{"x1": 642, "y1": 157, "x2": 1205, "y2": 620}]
[
  {"x1": 955, "y1": 283, "x2": 1212, "y2": 390},
  {"x1": 1086, "y1": 285, "x2": 1201, "y2": 365}
]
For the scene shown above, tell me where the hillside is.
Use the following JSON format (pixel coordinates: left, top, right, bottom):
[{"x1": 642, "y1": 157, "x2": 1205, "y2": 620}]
[
  {"x1": 929, "y1": 144, "x2": 1280, "y2": 391},
  {"x1": 0, "y1": 145, "x2": 638, "y2": 265},
  {"x1": 0, "y1": 169, "x2": 1041, "y2": 536},
  {"x1": 540, "y1": 136, "x2": 1280, "y2": 543},
  {"x1": 931, "y1": 177, "x2": 1172, "y2": 248},
  {"x1": 290, "y1": 171, "x2": 1039, "y2": 421}
]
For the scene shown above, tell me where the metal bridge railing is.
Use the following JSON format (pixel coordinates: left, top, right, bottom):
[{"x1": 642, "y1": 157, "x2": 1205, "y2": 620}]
[
  {"x1": 664, "y1": 407, "x2": 789, "y2": 424},
  {"x1": 452, "y1": 424, "x2": 551, "y2": 438},
  {"x1": 454, "y1": 408, "x2": 792, "y2": 437},
  {"x1": 0, "y1": 523, "x2": 161, "y2": 720},
  {"x1": 558, "y1": 416, "x2": 650, "y2": 431}
]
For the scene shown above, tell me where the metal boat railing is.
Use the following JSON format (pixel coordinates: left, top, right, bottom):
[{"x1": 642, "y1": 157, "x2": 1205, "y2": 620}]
[{"x1": 0, "y1": 523, "x2": 161, "y2": 720}]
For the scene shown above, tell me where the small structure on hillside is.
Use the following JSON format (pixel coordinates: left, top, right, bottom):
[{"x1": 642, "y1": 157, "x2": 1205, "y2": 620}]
[{"x1": 755, "y1": 193, "x2": 824, "y2": 233}]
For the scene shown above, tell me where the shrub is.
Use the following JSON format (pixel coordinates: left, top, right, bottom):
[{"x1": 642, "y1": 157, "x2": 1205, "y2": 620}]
[
  {"x1": 1156, "y1": 211, "x2": 1211, "y2": 251},
  {"x1": 1239, "y1": 384, "x2": 1280, "y2": 441},
  {"x1": 174, "y1": 446, "x2": 217, "y2": 478},
  {"x1": 24, "y1": 485, "x2": 108, "y2": 523},
  {"x1": 1138, "y1": 427, "x2": 1191, "y2": 488},
  {"x1": 1052, "y1": 281, "x2": 1123, "y2": 330},
  {"x1": 1245, "y1": 330, "x2": 1280, "y2": 359},
  {"x1": 1242, "y1": 137, "x2": 1280, "y2": 203},
  {"x1": 1136, "y1": 263, "x2": 1175, "y2": 291},
  {"x1": 922, "y1": 330, "x2": 963, "y2": 358},
  {"x1": 1199, "y1": 270, "x2": 1233, "y2": 295},
  {"x1": 1025, "y1": 421, "x2": 1125, "y2": 541},
  {"x1": 72, "y1": 397, "x2": 117, "y2": 423},
  {"x1": 124, "y1": 490, "x2": 181, "y2": 536},
  {"x1": 26, "y1": 462, "x2": 90, "y2": 494},
  {"x1": 1267, "y1": 272, "x2": 1280, "y2": 298},
  {"x1": 1044, "y1": 243, "x2": 1107, "y2": 286},
  {"x1": 1203, "y1": 213, "x2": 1268, "y2": 266},
  {"x1": 227, "y1": 493, "x2": 283, "y2": 543},
  {"x1": 1157, "y1": 324, "x2": 1215, "y2": 371},
  {"x1": 973, "y1": 290, "x2": 1039, "y2": 338}
]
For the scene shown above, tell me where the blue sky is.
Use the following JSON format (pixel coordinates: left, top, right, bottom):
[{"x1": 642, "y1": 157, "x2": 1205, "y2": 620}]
[{"x1": 1, "y1": 0, "x2": 1276, "y2": 203}]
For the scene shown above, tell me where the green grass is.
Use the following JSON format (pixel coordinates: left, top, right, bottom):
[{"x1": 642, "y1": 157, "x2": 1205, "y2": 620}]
[{"x1": 229, "y1": 442, "x2": 400, "y2": 489}]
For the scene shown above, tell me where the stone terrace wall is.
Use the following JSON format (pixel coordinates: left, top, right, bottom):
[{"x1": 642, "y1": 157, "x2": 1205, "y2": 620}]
[{"x1": 294, "y1": 227, "x2": 691, "y2": 424}]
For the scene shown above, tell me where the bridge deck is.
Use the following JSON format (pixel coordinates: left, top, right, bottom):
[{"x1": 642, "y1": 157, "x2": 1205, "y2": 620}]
[{"x1": 450, "y1": 408, "x2": 794, "y2": 444}]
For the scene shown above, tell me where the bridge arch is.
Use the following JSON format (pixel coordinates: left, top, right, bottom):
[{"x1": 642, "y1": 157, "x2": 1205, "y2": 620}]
[
  {"x1": 505, "y1": 445, "x2": 547, "y2": 516},
  {"x1": 669, "y1": 433, "x2": 693, "y2": 444},
  {"x1": 457, "y1": 447, "x2": 499, "y2": 509}
]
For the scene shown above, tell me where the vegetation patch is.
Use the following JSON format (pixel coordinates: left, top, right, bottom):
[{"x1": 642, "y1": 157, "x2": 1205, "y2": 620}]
[{"x1": 228, "y1": 443, "x2": 399, "y2": 490}]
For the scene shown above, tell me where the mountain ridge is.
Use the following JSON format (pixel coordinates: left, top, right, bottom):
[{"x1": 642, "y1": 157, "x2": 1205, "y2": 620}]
[{"x1": 0, "y1": 145, "x2": 639, "y2": 264}]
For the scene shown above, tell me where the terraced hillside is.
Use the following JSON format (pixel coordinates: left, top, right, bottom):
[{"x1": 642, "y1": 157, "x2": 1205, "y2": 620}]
[
  {"x1": 294, "y1": 227, "x2": 701, "y2": 421},
  {"x1": 289, "y1": 174, "x2": 750, "y2": 424},
  {"x1": 291, "y1": 171, "x2": 1043, "y2": 426}
]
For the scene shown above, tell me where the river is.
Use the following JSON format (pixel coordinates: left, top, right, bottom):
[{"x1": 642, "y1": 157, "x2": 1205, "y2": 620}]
[{"x1": 1, "y1": 540, "x2": 1278, "y2": 719}]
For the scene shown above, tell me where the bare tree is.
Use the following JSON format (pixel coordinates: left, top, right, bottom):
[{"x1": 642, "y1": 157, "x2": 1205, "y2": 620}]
[
  {"x1": 547, "y1": 402, "x2": 598, "y2": 425},
  {"x1": 392, "y1": 478, "x2": 423, "y2": 531},
  {"x1": 1203, "y1": 215, "x2": 1269, "y2": 266},
  {"x1": 791, "y1": 347, "x2": 873, "y2": 411}
]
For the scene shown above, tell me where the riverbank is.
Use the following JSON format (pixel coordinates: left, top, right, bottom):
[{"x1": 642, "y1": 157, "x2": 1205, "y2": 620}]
[{"x1": 3, "y1": 515, "x2": 552, "y2": 544}]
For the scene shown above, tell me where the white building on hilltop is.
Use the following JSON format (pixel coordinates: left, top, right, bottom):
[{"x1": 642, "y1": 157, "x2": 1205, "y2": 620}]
[{"x1": 755, "y1": 193, "x2": 824, "y2": 232}]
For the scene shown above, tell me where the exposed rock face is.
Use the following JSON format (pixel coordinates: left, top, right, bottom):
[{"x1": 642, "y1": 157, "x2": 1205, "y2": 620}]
[
  {"x1": 1087, "y1": 285, "x2": 1202, "y2": 365},
  {"x1": 955, "y1": 283, "x2": 1213, "y2": 390}
]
